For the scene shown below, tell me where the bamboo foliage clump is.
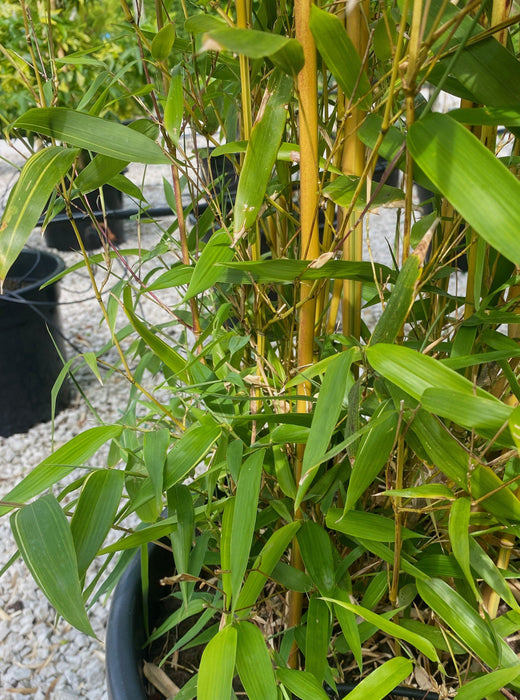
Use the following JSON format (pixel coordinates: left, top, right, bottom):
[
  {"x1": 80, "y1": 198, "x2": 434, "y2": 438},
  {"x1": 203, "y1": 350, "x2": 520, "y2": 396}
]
[{"x1": 3, "y1": 0, "x2": 520, "y2": 696}]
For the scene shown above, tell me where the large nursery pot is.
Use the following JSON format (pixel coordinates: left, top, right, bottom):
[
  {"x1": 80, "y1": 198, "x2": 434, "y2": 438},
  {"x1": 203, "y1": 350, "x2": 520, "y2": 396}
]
[
  {"x1": 0, "y1": 248, "x2": 71, "y2": 437},
  {"x1": 44, "y1": 184, "x2": 125, "y2": 251},
  {"x1": 106, "y1": 544, "x2": 439, "y2": 700}
]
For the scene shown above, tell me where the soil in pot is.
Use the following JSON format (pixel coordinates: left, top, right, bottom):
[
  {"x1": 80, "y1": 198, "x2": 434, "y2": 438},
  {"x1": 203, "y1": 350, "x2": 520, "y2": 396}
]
[
  {"x1": 0, "y1": 248, "x2": 71, "y2": 437},
  {"x1": 44, "y1": 185, "x2": 125, "y2": 251}
]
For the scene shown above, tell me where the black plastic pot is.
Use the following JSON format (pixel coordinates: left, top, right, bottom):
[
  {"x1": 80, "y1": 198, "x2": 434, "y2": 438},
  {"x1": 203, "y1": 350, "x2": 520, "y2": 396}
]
[
  {"x1": 0, "y1": 248, "x2": 71, "y2": 437},
  {"x1": 107, "y1": 545, "x2": 439, "y2": 700},
  {"x1": 44, "y1": 185, "x2": 125, "y2": 251},
  {"x1": 106, "y1": 544, "x2": 174, "y2": 700}
]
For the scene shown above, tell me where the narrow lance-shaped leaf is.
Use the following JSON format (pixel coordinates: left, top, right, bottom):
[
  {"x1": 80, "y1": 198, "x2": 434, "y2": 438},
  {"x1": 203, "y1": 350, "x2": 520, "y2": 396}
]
[
  {"x1": 470, "y1": 465, "x2": 520, "y2": 522},
  {"x1": 455, "y1": 667, "x2": 520, "y2": 700},
  {"x1": 0, "y1": 425, "x2": 123, "y2": 517},
  {"x1": 236, "y1": 621, "x2": 278, "y2": 700},
  {"x1": 344, "y1": 403, "x2": 398, "y2": 512},
  {"x1": 340, "y1": 658, "x2": 413, "y2": 700},
  {"x1": 236, "y1": 520, "x2": 301, "y2": 614},
  {"x1": 11, "y1": 495, "x2": 95, "y2": 636},
  {"x1": 151, "y1": 22, "x2": 175, "y2": 61},
  {"x1": 143, "y1": 428, "x2": 170, "y2": 510},
  {"x1": 0, "y1": 146, "x2": 78, "y2": 283},
  {"x1": 230, "y1": 450, "x2": 265, "y2": 609},
  {"x1": 202, "y1": 26, "x2": 304, "y2": 75},
  {"x1": 13, "y1": 108, "x2": 169, "y2": 164},
  {"x1": 449, "y1": 497, "x2": 480, "y2": 601},
  {"x1": 184, "y1": 229, "x2": 234, "y2": 301},
  {"x1": 164, "y1": 66, "x2": 183, "y2": 145},
  {"x1": 321, "y1": 599, "x2": 438, "y2": 662},
  {"x1": 416, "y1": 577, "x2": 499, "y2": 668},
  {"x1": 233, "y1": 71, "x2": 292, "y2": 238},
  {"x1": 297, "y1": 521, "x2": 335, "y2": 595},
  {"x1": 296, "y1": 350, "x2": 353, "y2": 508},
  {"x1": 309, "y1": 5, "x2": 371, "y2": 110},
  {"x1": 275, "y1": 668, "x2": 330, "y2": 700},
  {"x1": 408, "y1": 113, "x2": 520, "y2": 267},
  {"x1": 197, "y1": 625, "x2": 237, "y2": 700},
  {"x1": 370, "y1": 224, "x2": 435, "y2": 345},
  {"x1": 168, "y1": 484, "x2": 195, "y2": 607},
  {"x1": 305, "y1": 595, "x2": 330, "y2": 685},
  {"x1": 70, "y1": 469, "x2": 125, "y2": 581}
]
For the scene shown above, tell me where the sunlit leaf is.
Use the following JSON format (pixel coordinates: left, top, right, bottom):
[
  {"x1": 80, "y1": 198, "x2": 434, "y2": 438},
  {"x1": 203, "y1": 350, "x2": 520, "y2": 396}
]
[
  {"x1": 408, "y1": 113, "x2": 520, "y2": 267},
  {"x1": 14, "y1": 108, "x2": 169, "y2": 163},
  {"x1": 0, "y1": 146, "x2": 78, "y2": 283},
  {"x1": 197, "y1": 625, "x2": 237, "y2": 700},
  {"x1": 236, "y1": 621, "x2": 278, "y2": 700}
]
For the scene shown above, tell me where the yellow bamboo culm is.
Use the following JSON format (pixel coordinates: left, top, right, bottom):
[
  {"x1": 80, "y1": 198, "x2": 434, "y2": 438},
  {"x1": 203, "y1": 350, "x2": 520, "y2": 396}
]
[
  {"x1": 342, "y1": 0, "x2": 368, "y2": 342},
  {"x1": 288, "y1": 0, "x2": 320, "y2": 669}
]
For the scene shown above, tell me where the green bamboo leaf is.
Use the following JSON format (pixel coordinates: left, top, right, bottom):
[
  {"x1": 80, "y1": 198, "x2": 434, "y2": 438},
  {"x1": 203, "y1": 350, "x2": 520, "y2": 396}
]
[
  {"x1": 422, "y1": 388, "x2": 512, "y2": 437},
  {"x1": 197, "y1": 624, "x2": 237, "y2": 700},
  {"x1": 371, "y1": 221, "x2": 437, "y2": 345},
  {"x1": 450, "y1": 106, "x2": 520, "y2": 127},
  {"x1": 221, "y1": 499, "x2": 235, "y2": 608},
  {"x1": 164, "y1": 425, "x2": 221, "y2": 490},
  {"x1": 236, "y1": 521, "x2": 301, "y2": 613},
  {"x1": 184, "y1": 13, "x2": 227, "y2": 34},
  {"x1": 426, "y1": 0, "x2": 520, "y2": 108},
  {"x1": 168, "y1": 484, "x2": 195, "y2": 606},
  {"x1": 449, "y1": 497, "x2": 479, "y2": 601},
  {"x1": 11, "y1": 495, "x2": 94, "y2": 636},
  {"x1": 322, "y1": 174, "x2": 404, "y2": 210},
  {"x1": 236, "y1": 621, "x2": 278, "y2": 700},
  {"x1": 382, "y1": 484, "x2": 455, "y2": 500},
  {"x1": 219, "y1": 259, "x2": 394, "y2": 285},
  {"x1": 408, "y1": 113, "x2": 520, "y2": 267},
  {"x1": 233, "y1": 72, "x2": 292, "y2": 237},
  {"x1": 0, "y1": 146, "x2": 78, "y2": 283},
  {"x1": 305, "y1": 595, "x2": 330, "y2": 684},
  {"x1": 409, "y1": 409, "x2": 469, "y2": 489},
  {"x1": 151, "y1": 22, "x2": 176, "y2": 61},
  {"x1": 341, "y1": 658, "x2": 414, "y2": 700},
  {"x1": 296, "y1": 350, "x2": 353, "y2": 507},
  {"x1": 70, "y1": 469, "x2": 124, "y2": 580},
  {"x1": 344, "y1": 404, "x2": 398, "y2": 511},
  {"x1": 203, "y1": 27, "x2": 304, "y2": 74},
  {"x1": 327, "y1": 508, "x2": 422, "y2": 542},
  {"x1": 470, "y1": 465, "x2": 520, "y2": 522},
  {"x1": 143, "y1": 428, "x2": 169, "y2": 509},
  {"x1": 123, "y1": 286, "x2": 188, "y2": 382},
  {"x1": 468, "y1": 538, "x2": 519, "y2": 611},
  {"x1": 509, "y1": 405, "x2": 520, "y2": 451},
  {"x1": 366, "y1": 343, "x2": 495, "y2": 402},
  {"x1": 184, "y1": 230, "x2": 234, "y2": 301},
  {"x1": 456, "y1": 667, "x2": 520, "y2": 700},
  {"x1": 230, "y1": 450, "x2": 265, "y2": 608},
  {"x1": 309, "y1": 6, "x2": 371, "y2": 110},
  {"x1": 0, "y1": 425, "x2": 123, "y2": 517},
  {"x1": 74, "y1": 119, "x2": 158, "y2": 195},
  {"x1": 297, "y1": 521, "x2": 335, "y2": 595},
  {"x1": 276, "y1": 668, "x2": 330, "y2": 700},
  {"x1": 14, "y1": 108, "x2": 169, "y2": 164},
  {"x1": 332, "y1": 587, "x2": 362, "y2": 671},
  {"x1": 322, "y1": 599, "x2": 438, "y2": 662},
  {"x1": 416, "y1": 577, "x2": 498, "y2": 667},
  {"x1": 164, "y1": 66, "x2": 183, "y2": 145}
]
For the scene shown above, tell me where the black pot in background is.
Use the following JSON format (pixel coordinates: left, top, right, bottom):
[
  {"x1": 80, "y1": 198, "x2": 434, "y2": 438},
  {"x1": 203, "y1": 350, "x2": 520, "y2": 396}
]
[
  {"x1": 44, "y1": 185, "x2": 125, "y2": 251},
  {"x1": 106, "y1": 544, "x2": 439, "y2": 700},
  {"x1": 0, "y1": 248, "x2": 71, "y2": 437}
]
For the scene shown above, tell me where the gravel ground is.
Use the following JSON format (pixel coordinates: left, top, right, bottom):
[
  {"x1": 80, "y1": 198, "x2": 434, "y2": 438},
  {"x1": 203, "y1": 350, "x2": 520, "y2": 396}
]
[{"x1": 0, "y1": 138, "x2": 423, "y2": 699}]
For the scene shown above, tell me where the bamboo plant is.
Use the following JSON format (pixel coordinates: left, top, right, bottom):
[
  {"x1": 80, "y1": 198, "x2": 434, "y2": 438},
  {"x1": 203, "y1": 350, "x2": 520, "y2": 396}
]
[{"x1": 3, "y1": 0, "x2": 520, "y2": 697}]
